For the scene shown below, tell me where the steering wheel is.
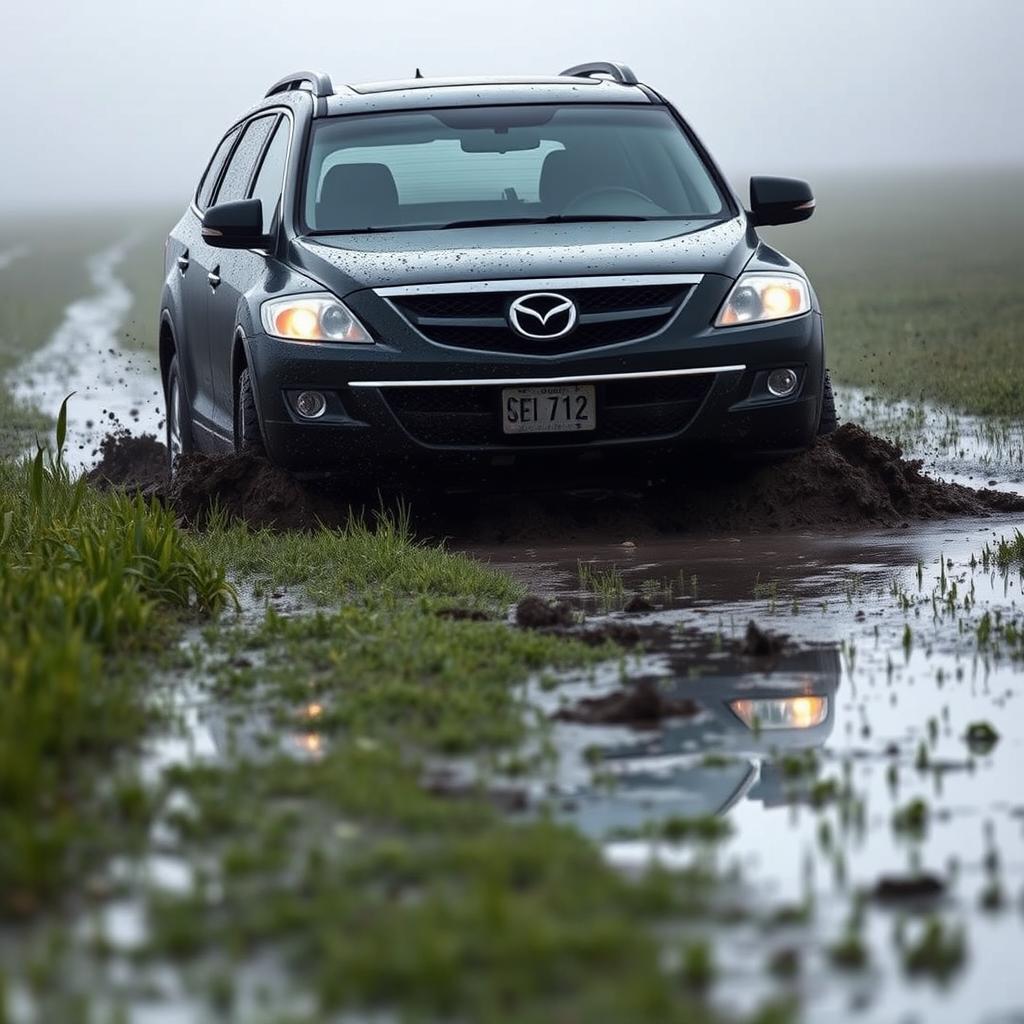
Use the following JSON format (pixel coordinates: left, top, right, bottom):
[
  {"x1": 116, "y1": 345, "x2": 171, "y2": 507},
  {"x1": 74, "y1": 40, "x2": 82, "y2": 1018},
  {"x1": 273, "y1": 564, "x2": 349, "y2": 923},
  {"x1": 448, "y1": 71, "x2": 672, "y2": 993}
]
[{"x1": 562, "y1": 186, "x2": 664, "y2": 215}]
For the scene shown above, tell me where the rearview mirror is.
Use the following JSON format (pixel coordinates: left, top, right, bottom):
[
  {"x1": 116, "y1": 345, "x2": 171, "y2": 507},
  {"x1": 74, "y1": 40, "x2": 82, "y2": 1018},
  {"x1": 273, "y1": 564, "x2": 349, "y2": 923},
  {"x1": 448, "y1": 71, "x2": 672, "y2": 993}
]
[
  {"x1": 749, "y1": 176, "x2": 815, "y2": 227},
  {"x1": 202, "y1": 199, "x2": 269, "y2": 249}
]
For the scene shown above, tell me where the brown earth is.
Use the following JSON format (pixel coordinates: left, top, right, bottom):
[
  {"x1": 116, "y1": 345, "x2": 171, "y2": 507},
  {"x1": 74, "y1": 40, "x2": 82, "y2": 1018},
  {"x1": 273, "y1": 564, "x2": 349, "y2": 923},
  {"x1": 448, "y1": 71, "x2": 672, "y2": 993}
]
[{"x1": 85, "y1": 423, "x2": 1024, "y2": 535}]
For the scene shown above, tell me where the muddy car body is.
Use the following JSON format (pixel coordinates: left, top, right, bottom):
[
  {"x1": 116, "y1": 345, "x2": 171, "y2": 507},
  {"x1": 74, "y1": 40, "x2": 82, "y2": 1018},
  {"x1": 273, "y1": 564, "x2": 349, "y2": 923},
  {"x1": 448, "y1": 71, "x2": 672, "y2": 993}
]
[{"x1": 161, "y1": 63, "x2": 833, "y2": 480}]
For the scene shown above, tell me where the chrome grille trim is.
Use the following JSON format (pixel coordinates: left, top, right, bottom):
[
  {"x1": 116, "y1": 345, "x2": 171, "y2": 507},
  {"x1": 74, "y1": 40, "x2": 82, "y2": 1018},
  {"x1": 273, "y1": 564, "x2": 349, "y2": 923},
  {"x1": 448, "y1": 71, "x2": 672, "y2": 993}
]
[{"x1": 347, "y1": 364, "x2": 744, "y2": 388}]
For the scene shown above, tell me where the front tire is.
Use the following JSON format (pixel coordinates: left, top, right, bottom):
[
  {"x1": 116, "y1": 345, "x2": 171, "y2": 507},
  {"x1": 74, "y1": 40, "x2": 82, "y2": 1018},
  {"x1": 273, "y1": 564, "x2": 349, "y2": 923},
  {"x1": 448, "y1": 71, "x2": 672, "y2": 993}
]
[
  {"x1": 235, "y1": 367, "x2": 266, "y2": 457},
  {"x1": 818, "y1": 369, "x2": 838, "y2": 436},
  {"x1": 165, "y1": 354, "x2": 194, "y2": 477}
]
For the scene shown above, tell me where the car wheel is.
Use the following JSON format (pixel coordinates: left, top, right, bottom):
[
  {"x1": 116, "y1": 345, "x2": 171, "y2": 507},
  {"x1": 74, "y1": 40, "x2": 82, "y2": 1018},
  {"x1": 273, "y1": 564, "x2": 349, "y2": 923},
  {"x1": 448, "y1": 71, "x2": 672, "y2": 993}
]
[
  {"x1": 165, "y1": 354, "x2": 194, "y2": 477},
  {"x1": 235, "y1": 367, "x2": 266, "y2": 457},
  {"x1": 818, "y1": 369, "x2": 838, "y2": 436}
]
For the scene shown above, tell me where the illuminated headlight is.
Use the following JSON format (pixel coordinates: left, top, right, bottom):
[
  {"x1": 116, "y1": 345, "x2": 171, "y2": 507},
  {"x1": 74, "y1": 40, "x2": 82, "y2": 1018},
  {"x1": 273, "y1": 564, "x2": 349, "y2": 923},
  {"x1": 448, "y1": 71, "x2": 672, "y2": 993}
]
[
  {"x1": 714, "y1": 274, "x2": 810, "y2": 327},
  {"x1": 730, "y1": 696, "x2": 828, "y2": 730},
  {"x1": 261, "y1": 293, "x2": 372, "y2": 343}
]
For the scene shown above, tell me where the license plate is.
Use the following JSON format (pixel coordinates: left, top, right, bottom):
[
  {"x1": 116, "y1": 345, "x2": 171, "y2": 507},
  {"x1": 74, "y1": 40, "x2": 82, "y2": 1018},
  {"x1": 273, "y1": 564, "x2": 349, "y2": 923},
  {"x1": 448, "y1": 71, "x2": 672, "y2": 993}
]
[{"x1": 501, "y1": 384, "x2": 596, "y2": 435}]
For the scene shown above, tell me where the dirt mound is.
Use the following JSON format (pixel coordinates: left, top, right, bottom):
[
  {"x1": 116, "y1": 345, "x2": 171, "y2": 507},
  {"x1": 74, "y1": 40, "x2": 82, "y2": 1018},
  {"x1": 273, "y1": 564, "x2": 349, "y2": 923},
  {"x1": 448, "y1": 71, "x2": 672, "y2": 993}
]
[
  {"x1": 433, "y1": 424, "x2": 1024, "y2": 541},
  {"x1": 85, "y1": 423, "x2": 1024, "y2": 536},
  {"x1": 85, "y1": 432, "x2": 168, "y2": 493},
  {"x1": 166, "y1": 452, "x2": 343, "y2": 531}
]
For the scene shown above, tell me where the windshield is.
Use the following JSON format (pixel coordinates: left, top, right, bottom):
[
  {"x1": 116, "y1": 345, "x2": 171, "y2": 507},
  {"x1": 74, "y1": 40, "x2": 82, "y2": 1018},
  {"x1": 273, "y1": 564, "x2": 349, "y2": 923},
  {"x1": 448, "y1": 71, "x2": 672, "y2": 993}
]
[{"x1": 302, "y1": 104, "x2": 727, "y2": 233}]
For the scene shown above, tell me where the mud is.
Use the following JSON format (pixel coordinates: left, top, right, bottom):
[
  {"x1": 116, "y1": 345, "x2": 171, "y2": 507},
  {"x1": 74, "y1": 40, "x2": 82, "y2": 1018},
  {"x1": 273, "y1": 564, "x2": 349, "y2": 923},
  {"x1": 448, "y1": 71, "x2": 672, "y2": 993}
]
[
  {"x1": 515, "y1": 594, "x2": 575, "y2": 629},
  {"x1": 86, "y1": 422, "x2": 1024, "y2": 535},
  {"x1": 166, "y1": 452, "x2": 343, "y2": 531},
  {"x1": 86, "y1": 431, "x2": 168, "y2": 493},
  {"x1": 871, "y1": 874, "x2": 947, "y2": 905}
]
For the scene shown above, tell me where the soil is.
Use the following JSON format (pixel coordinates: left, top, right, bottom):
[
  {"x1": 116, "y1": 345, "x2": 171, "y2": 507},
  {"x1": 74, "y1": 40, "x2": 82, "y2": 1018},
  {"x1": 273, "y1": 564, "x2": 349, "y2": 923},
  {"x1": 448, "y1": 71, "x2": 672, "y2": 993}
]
[
  {"x1": 85, "y1": 431, "x2": 168, "y2": 493},
  {"x1": 85, "y1": 423, "x2": 1024, "y2": 535}
]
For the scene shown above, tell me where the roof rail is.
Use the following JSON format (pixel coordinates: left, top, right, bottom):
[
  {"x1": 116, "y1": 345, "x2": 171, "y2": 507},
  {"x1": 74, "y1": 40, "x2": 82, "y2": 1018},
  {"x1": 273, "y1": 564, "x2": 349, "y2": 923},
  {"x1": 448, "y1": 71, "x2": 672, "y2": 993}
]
[
  {"x1": 265, "y1": 70, "x2": 334, "y2": 99},
  {"x1": 559, "y1": 61, "x2": 638, "y2": 86}
]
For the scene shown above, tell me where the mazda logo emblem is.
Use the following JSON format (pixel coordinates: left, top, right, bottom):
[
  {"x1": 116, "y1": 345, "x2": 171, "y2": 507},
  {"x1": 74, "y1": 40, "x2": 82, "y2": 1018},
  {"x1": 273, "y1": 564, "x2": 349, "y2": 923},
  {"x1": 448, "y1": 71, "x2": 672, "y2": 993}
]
[{"x1": 507, "y1": 292, "x2": 578, "y2": 340}]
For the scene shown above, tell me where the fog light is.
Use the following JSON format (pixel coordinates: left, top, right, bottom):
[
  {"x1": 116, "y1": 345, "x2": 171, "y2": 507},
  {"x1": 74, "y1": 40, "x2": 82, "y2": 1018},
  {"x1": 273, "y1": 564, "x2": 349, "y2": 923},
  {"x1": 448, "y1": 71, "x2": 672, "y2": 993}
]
[
  {"x1": 294, "y1": 390, "x2": 327, "y2": 419},
  {"x1": 767, "y1": 368, "x2": 799, "y2": 397}
]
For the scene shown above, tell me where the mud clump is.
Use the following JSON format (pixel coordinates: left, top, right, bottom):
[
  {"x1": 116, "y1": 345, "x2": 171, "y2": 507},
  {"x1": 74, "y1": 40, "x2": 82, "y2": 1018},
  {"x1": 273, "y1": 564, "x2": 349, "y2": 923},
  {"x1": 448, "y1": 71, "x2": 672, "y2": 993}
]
[
  {"x1": 871, "y1": 873, "x2": 946, "y2": 905},
  {"x1": 86, "y1": 432, "x2": 168, "y2": 493},
  {"x1": 515, "y1": 595, "x2": 575, "y2": 629},
  {"x1": 166, "y1": 452, "x2": 343, "y2": 531},
  {"x1": 555, "y1": 677, "x2": 698, "y2": 728}
]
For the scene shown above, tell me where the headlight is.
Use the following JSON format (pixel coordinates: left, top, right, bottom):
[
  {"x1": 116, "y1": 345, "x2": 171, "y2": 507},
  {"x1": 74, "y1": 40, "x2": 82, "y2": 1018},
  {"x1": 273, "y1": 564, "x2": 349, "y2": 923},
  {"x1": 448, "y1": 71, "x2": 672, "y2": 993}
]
[
  {"x1": 730, "y1": 696, "x2": 828, "y2": 730},
  {"x1": 260, "y1": 293, "x2": 372, "y2": 343},
  {"x1": 714, "y1": 273, "x2": 810, "y2": 327}
]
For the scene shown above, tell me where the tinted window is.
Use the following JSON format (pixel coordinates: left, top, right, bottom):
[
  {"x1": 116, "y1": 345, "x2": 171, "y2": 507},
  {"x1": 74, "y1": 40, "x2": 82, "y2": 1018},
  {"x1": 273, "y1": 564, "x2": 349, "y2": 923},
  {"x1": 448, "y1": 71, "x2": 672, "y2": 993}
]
[
  {"x1": 197, "y1": 127, "x2": 240, "y2": 210},
  {"x1": 249, "y1": 116, "x2": 290, "y2": 233},
  {"x1": 215, "y1": 115, "x2": 276, "y2": 205},
  {"x1": 303, "y1": 105, "x2": 726, "y2": 232}
]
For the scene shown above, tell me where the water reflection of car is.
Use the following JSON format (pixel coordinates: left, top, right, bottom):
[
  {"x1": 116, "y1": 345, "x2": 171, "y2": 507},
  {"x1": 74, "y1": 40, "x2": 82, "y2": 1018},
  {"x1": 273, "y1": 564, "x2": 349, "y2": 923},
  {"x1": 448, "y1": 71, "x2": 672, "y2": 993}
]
[{"x1": 557, "y1": 645, "x2": 841, "y2": 839}]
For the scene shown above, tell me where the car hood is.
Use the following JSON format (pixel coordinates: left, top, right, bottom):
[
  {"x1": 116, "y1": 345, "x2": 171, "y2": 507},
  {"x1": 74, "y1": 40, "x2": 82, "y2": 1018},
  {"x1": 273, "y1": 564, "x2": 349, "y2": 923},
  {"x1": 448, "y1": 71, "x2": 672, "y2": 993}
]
[{"x1": 290, "y1": 216, "x2": 756, "y2": 295}]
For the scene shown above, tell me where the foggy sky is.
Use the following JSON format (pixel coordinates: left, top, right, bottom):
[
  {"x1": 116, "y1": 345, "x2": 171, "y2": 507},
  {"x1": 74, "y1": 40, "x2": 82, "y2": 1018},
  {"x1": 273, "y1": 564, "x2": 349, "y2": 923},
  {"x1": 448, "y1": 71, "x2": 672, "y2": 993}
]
[{"x1": 1, "y1": 0, "x2": 1021, "y2": 210}]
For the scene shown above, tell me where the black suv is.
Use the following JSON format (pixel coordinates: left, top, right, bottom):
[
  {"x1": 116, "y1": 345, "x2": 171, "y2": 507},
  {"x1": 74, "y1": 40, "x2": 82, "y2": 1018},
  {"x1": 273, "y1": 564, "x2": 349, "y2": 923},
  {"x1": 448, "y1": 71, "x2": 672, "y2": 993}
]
[{"x1": 161, "y1": 62, "x2": 834, "y2": 480}]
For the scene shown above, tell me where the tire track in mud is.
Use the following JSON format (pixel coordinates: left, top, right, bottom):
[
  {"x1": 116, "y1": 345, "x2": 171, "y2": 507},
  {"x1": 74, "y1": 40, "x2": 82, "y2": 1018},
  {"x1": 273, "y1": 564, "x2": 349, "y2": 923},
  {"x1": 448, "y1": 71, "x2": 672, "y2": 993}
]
[{"x1": 7, "y1": 239, "x2": 163, "y2": 470}]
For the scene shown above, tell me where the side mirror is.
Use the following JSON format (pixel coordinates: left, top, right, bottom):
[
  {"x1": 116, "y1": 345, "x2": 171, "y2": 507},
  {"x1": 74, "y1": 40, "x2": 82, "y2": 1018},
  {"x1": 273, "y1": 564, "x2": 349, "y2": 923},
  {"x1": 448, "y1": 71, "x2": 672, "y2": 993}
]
[
  {"x1": 749, "y1": 176, "x2": 815, "y2": 227},
  {"x1": 202, "y1": 199, "x2": 269, "y2": 249}
]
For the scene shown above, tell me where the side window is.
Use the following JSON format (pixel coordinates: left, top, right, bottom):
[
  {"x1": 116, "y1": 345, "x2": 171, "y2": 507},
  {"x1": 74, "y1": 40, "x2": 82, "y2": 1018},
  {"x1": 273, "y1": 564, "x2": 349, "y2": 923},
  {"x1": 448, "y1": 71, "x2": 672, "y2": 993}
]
[
  {"x1": 214, "y1": 115, "x2": 276, "y2": 205},
  {"x1": 196, "y1": 127, "x2": 241, "y2": 211},
  {"x1": 249, "y1": 117, "x2": 290, "y2": 233}
]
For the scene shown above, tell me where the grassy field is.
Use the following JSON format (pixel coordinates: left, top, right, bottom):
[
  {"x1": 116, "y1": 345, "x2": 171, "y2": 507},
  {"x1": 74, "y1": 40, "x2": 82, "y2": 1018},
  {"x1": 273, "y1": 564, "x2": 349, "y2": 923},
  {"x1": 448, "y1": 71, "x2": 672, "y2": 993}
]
[{"x1": 765, "y1": 169, "x2": 1024, "y2": 416}]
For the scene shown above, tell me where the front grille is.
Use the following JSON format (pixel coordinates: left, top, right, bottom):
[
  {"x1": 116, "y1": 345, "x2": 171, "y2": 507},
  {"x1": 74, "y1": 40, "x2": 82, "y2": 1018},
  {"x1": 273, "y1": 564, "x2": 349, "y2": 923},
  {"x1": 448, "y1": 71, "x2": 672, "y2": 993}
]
[
  {"x1": 382, "y1": 374, "x2": 713, "y2": 447},
  {"x1": 389, "y1": 283, "x2": 692, "y2": 355}
]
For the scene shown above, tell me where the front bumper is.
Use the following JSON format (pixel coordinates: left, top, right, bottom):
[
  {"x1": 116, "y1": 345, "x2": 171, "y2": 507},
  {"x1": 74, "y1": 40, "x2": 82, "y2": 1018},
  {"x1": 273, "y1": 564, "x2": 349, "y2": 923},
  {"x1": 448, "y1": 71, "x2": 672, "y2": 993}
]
[{"x1": 247, "y1": 308, "x2": 825, "y2": 479}]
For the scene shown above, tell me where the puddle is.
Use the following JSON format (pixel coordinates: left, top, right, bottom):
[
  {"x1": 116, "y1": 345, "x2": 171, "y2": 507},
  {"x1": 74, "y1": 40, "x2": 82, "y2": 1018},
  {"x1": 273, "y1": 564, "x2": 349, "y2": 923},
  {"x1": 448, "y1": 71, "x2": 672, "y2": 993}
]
[
  {"x1": 844, "y1": 386, "x2": 1024, "y2": 497},
  {"x1": 7, "y1": 240, "x2": 163, "y2": 470},
  {"x1": 475, "y1": 513, "x2": 1024, "y2": 1022}
]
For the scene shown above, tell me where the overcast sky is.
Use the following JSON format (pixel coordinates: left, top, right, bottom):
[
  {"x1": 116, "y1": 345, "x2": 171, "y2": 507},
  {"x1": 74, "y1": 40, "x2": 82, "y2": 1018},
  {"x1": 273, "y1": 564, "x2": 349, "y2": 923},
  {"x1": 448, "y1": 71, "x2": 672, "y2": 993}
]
[{"x1": 1, "y1": 0, "x2": 1021, "y2": 209}]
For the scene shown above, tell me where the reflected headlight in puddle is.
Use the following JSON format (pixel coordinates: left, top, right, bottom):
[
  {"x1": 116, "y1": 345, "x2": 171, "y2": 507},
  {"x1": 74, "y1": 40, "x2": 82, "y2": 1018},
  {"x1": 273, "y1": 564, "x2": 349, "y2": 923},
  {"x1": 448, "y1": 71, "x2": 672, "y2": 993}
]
[{"x1": 730, "y1": 696, "x2": 828, "y2": 730}]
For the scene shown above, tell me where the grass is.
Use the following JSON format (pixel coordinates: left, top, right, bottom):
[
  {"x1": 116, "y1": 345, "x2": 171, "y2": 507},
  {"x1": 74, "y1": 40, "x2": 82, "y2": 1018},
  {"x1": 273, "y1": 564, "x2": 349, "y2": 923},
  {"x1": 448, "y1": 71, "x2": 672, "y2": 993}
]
[
  {"x1": 199, "y1": 507, "x2": 520, "y2": 606},
  {"x1": 763, "y1": 169, "x2": 1024, "y2": 416},
  {"x1": 0, "y1": 401, "x2": 234, "y2": 914}
]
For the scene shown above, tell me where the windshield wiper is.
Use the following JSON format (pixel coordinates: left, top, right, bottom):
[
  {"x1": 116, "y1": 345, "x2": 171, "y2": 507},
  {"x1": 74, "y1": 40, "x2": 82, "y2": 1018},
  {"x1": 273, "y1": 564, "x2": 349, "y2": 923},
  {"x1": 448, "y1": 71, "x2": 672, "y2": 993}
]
[
  {"x1": 307, "y1": 214, "x2": 659, "y2": 236},
  {"x1": 439, "y1": 214, "x2": 653, "y2": 229}
]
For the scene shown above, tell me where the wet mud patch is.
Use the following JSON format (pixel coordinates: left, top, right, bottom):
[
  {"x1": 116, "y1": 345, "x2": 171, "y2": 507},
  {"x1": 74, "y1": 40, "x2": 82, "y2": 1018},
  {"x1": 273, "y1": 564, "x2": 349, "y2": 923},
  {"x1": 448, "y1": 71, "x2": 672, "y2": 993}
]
[
  {"x1": 166, "y1": 452, "x2": 344, "y2": 531},
  {"x1": 85, "y1": 423, "x2": 1024, "y2": 536}
]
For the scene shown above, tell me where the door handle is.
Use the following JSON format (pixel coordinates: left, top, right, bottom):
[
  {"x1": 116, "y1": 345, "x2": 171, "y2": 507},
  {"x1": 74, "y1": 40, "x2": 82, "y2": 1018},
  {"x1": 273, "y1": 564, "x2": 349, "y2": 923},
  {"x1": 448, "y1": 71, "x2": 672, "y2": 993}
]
[
  {"x1": 207, "y1": 267, "x2": 221, "y2": 290},
  {"x1": 176, "y1": 251, "x2": 189, "y2": 274}
]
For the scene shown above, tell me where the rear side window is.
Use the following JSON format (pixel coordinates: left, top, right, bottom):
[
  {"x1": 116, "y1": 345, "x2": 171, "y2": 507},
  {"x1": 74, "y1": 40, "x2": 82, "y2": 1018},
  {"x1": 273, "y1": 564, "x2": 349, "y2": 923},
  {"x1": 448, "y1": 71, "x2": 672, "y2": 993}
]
[
  {"x1": 214, "y1": 115, "x2": 276, "y2": 205},
  {"x1": 249, "y1": 117, "x2": 290, "y2": 233},
  {"x1": 196, "y1": 127, "x2": 240, "y2": 210}
]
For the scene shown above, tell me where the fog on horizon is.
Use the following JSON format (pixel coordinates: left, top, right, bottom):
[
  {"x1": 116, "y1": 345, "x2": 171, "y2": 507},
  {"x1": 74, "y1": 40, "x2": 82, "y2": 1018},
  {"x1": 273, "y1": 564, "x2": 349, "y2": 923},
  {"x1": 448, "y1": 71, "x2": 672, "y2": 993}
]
[{"x1": 1, "y1": 0, "x2": 1022, "y2": 212}]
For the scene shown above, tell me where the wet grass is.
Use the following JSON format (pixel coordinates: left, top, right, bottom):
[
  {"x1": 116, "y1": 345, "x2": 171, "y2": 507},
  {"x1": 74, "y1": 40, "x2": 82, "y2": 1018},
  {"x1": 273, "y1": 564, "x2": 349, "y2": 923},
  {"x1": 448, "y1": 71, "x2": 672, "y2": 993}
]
[
  {"x1": 199, "y1": 508, "x2": 520, "y2": 607},
  {"x1": 0, "y1": 403, "x2": 234, "y2": 914}
]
